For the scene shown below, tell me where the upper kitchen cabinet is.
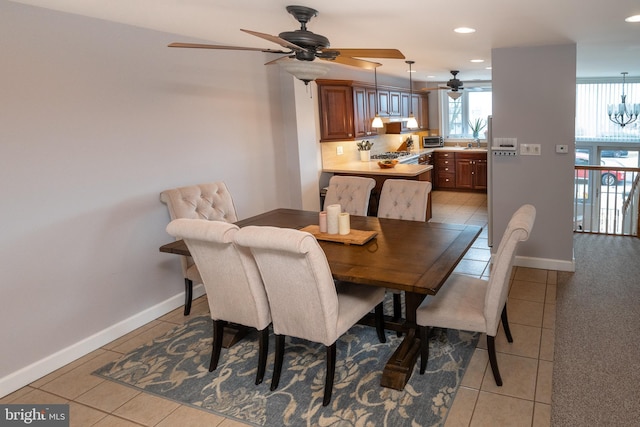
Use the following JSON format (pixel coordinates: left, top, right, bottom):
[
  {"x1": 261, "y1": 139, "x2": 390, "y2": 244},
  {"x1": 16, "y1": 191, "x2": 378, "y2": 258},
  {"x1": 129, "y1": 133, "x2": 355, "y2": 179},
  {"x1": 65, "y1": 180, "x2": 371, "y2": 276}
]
[
  {"x1": 318, "y1": 82, "x2": 355, "y2": 141},
  {"x1": 317, "y1": 79, "x2": 429, "y2": 142}
]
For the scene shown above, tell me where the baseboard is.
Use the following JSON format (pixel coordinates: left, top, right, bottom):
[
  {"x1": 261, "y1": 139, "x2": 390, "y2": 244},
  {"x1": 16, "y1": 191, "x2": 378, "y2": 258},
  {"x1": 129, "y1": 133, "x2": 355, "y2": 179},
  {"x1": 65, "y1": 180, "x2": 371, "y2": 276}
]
[
  {"x1": 0, "y1": 284, "x2": 205, "y2": 398},
  {"x1": 515, "y1": 255, "x2": 576, "y2": 272}
]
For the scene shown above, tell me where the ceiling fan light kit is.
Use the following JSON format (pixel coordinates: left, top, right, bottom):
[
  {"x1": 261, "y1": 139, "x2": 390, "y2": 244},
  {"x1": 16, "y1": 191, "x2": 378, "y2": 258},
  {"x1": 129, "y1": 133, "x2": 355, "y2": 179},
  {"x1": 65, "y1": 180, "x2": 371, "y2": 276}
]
[
  {"x1": 372, "y1": 66, "x2": 384, "y2": 128},
  {"x1": 168, "y1": 5, "x2": 404, "y2": 85},
  {"x1": 607, "y1": 72, "x2": 640, "y2": 128}
]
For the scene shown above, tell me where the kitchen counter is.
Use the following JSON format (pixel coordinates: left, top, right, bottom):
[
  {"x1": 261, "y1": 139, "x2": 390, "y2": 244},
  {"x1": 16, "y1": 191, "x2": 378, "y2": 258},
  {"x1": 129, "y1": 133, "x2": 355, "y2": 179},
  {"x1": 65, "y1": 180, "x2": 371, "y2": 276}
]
[{"x1": 323, "y1": 161, "x2": 433, "y2": 177}]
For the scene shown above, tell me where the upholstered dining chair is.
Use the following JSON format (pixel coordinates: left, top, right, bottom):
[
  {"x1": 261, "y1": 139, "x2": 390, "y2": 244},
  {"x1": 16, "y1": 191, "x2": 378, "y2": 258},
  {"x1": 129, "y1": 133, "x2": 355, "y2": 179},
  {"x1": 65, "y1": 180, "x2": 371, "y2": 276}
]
[
  {"x1": 323, "y1": 175, "x2": 376, "y2": 216},
  {"x1": 416, "y1": 204, "x2": 536, "y2": 386},
  {"x1": 377, "y1": 179, "x2": 433, "y2": 323},
  {"x1": 235, "y1": 225, "x2": 386, "y2": 406},
  {"x1": 160, "y1": 182, "x2": 238, "y2": 315},
  {"x1": 166, "y1": 219, "x2": 271, "y2": 385}
]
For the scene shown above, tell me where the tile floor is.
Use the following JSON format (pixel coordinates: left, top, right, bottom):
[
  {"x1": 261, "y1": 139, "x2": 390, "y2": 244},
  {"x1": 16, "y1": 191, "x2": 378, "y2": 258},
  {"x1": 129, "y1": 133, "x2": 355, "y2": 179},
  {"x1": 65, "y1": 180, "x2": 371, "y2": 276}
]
[{"x1": 1, "y1": 191, "x2": 554, "y2": 426}]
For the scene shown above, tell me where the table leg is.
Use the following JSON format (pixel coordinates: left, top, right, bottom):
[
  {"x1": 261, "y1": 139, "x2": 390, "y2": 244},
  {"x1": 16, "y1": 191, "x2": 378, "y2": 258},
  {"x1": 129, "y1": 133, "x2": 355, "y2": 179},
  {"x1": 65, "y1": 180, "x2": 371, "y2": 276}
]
[{"x1": 380, "y1": 291, "x2": 426, "y2": 390}]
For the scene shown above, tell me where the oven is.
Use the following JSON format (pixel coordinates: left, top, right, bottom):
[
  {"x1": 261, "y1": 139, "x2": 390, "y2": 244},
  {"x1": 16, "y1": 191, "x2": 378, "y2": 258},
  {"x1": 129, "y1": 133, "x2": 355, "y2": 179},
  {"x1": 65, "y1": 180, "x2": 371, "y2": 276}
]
[{"x1": 422, "y1": 136, "x2": 444, "y2": 148}]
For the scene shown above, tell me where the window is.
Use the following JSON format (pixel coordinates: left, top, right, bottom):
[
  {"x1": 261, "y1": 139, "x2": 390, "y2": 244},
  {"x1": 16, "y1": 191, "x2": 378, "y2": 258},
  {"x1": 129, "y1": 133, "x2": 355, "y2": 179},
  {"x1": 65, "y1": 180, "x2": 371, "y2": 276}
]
[
  {"x1": 576, "y1": 78, "x2": 640, "y2": 142},
  {"x1": 440, "y1": 84, "x2": 492, "y2": 139}
]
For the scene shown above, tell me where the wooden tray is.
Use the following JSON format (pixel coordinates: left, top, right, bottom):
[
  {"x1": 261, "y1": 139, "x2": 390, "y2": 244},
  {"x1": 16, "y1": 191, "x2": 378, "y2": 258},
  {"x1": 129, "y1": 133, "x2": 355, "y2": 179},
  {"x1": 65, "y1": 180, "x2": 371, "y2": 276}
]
[{"x1": 300, "y1": 225, "x2": 378, "y2": 245}]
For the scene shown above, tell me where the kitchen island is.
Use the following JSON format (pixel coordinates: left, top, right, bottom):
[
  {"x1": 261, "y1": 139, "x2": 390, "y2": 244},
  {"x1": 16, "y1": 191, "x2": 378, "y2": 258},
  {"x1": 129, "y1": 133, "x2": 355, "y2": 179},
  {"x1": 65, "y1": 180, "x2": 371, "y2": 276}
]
[{"x1": 323, "y1": 161, "x2": 433, "y2": 218}]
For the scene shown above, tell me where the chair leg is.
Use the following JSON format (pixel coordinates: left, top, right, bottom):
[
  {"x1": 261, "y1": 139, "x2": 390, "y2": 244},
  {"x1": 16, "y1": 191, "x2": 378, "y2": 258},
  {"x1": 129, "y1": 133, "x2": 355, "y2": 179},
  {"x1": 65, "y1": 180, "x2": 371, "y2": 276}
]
[
  {"x1": 183, "y1": 278, "x2": 193, "y2": 315},
  {"x1": 393, "y1": 292, "x2": 403, "y2": 337},
  {"x1": 419, "y1": 326, "x2": 430, "y2": 374},
  {"x1": 255, "y1": 327, "x2": 269, "y2": 385},
  {"x1": 323, "y1": 343, "x2": 337, "y2": 406},
  {"x1": 501, "y1": 305, "x2": 513, "y2": 343},
  {"x1": 271, "y1": 334, "x2": 285, "y2": 391},
  {"x1": 374, "y1": 302, "x2": 386, "y2": 343},
  {"x1": 487, "y1": 335, "x2": 503, "y2": 386},
  {"x1": 209, "y1": 319, "x2": 224, "y2": 371}
]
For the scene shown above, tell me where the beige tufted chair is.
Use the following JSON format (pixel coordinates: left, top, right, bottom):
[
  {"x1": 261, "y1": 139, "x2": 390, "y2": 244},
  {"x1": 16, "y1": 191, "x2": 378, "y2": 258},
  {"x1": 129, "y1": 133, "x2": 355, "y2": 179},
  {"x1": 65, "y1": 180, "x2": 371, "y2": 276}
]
[
  {"x1": 377, "y1": 179, "x2": 432, "y2": 221},
  {"x1": 416, "y1": 204, "x2": 536, "y2": 386},
  {"x1": 235, "y1": 225, "x2": 386, "y2": 406},
  {"x1": 160, "y1": 182, "x2": 238, "y2": 315},
  {"x1": 166, "y1": 219, "x2": 271, "y2": 385},
  {"x1": 377, "y1": 179, "x2": 432, "y2": 323},
  {"x1": 323, "y1": 175, "x2": 376, "y2": 216}
]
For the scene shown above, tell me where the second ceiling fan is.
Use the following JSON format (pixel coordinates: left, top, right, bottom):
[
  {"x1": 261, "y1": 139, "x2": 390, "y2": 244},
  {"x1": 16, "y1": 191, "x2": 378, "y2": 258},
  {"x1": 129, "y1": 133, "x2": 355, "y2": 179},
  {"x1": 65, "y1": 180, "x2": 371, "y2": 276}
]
[{"x1": 168, "y1": 5, "x2": 405, "y2": 83}]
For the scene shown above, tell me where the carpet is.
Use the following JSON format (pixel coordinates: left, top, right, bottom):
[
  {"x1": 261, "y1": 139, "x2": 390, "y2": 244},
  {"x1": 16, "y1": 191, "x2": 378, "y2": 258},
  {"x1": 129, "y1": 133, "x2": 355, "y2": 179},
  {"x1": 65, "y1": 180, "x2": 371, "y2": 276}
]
[{"x1": 95, "y1": 315, "x2": 478, "y2": 427}]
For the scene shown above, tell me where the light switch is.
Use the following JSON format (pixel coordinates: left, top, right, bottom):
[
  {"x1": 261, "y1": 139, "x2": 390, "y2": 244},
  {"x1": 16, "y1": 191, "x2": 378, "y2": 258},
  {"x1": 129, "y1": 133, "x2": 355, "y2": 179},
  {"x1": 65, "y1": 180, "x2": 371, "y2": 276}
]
[
  {"x1": 337, "y1": 146, "x2": 343, "y2": 155},
  {"x1": 520, "y1": 143, "x2": 541, "y2": 156}
]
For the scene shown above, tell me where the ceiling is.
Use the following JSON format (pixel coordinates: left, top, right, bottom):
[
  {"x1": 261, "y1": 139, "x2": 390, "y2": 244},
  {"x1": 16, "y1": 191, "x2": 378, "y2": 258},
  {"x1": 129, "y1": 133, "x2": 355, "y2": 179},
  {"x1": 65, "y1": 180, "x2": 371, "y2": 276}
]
[{"x1": 11, "y1": 0, "x2": 640, "y2": 84}]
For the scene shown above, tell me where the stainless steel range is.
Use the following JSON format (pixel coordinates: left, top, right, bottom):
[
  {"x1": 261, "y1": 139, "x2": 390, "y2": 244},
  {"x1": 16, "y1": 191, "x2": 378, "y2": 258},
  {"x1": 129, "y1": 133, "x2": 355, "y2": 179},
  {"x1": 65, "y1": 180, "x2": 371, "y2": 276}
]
[{"x1": 370, "y1": 151, "x2": 419, "y2": 164}]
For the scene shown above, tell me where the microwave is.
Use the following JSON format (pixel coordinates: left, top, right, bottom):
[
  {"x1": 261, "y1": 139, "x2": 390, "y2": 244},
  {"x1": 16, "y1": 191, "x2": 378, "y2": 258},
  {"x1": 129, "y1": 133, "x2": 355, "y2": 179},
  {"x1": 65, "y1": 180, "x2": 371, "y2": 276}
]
[{"x1": 422, "y1": 136, "x2": 444, "y2": 148}]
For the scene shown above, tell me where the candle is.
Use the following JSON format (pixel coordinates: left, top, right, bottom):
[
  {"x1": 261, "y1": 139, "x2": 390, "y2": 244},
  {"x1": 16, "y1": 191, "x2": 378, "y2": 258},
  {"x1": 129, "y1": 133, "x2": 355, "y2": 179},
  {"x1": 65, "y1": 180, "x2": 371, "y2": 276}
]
[
  {"x1": 319, "y1": 211, "x2": 327, "y2": 233},
  {"x1": 326, "y1": 204, "x2": 341, "y2": 234},
  {"x1": 338, "y1": 212, "x2": 350, "y2": 235}
]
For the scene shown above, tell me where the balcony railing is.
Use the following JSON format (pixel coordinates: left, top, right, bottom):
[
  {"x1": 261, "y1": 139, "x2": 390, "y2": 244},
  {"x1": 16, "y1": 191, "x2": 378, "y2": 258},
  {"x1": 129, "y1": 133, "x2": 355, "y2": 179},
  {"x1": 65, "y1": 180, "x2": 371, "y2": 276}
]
[{"x1": 574, "y1": 164, "x2": 640, "y2": 236}]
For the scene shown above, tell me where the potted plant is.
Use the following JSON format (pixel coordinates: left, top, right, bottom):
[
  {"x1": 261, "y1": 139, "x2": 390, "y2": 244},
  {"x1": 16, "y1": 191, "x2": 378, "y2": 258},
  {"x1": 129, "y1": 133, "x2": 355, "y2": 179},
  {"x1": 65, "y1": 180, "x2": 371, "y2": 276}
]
[
  {"x1": 356, "y1": 140, "x2": 373, "y2": 161},
  {"x1": 468, "y1": 118, "x2": 486, "y2": 141}
]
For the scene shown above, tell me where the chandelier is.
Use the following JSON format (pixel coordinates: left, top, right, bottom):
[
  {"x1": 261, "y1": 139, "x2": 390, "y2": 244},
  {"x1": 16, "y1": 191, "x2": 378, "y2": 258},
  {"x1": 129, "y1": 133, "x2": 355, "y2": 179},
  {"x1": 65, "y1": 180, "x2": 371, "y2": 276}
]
[{"x1": 607, "y1": 72, "x2": 640, "y2": 128}]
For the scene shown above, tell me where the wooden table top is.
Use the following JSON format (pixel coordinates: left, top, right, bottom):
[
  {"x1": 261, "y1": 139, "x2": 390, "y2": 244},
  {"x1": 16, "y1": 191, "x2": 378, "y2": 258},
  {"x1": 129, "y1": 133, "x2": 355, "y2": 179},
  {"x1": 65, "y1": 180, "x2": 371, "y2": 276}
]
[{"x1": 160, "y1": 208, "x2": 481, "y2": 296}]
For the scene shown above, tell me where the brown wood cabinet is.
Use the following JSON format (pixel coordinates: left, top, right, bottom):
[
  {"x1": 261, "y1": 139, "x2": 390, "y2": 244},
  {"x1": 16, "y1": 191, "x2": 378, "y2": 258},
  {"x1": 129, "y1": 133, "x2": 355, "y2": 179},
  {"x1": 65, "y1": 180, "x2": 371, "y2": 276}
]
[
  {"x1": 317, "y1": 79, "x2": 429, "y2": 141},
  {"x1": 435, "y1": 151, "x2": 487, "y2": 191}
]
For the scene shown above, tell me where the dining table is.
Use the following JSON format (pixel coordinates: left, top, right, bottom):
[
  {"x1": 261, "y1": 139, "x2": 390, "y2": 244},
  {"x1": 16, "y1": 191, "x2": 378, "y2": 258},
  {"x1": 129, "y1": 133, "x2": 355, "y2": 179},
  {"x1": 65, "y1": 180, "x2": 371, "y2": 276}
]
[{"x1": 159, "y1": 208, "x2": 481, "y2": 391}]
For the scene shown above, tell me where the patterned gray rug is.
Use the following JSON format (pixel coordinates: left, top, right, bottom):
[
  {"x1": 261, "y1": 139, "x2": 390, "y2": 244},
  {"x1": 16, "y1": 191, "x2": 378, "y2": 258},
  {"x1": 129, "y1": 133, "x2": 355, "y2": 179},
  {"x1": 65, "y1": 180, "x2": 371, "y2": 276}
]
[{"x1": 95, "y1": 315, "x2": 478, "y2": 427}]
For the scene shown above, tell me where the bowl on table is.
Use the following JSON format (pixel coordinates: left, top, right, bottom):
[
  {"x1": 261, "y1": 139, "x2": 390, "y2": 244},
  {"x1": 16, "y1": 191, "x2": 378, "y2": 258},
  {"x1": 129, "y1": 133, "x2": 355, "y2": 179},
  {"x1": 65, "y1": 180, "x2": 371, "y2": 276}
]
[{"x1": 377, "y1": 159, "x2": 398, "y2": 169}]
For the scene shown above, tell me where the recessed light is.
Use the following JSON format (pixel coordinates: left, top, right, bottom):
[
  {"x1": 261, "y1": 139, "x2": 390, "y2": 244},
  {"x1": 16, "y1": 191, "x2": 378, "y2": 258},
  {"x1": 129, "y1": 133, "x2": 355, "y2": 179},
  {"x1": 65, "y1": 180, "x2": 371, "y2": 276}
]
[
  {"x1": 454, "y1": 27, "x2": 476, "y2": 34},
  {"x1": 470, "y1": 59, "x2": 485, "y2": 63},
  {"x1": 625, "y1": 15, "x2": 640, "y2": 22}
]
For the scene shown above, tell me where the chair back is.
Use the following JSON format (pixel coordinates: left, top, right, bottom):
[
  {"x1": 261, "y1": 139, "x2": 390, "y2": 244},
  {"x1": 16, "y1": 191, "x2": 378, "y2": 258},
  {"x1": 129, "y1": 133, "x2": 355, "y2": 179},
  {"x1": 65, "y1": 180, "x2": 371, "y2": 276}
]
[
  {"x1": 377, "y1": 179, "x2": 432, "y2": 221},
  {"x1": 166, "y1": 219, "x2": 270, "y2": 330},
  {"x1": 160, "y1": 181, "x2": 238, "y2": 222},
  {"x1": 323, "y1": 176, "x2": 375, "y2": 216},
  {"x1": 484, "y1": 204, "x2": 536, "y2": 334},
  {"x1": 235, "y1": 226, "x2": 340, "y2": 346}
]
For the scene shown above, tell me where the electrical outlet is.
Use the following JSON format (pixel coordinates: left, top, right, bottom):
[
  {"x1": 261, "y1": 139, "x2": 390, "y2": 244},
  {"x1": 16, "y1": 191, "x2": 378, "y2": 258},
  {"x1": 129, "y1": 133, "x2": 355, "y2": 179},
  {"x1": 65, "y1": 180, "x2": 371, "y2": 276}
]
[
  {"x1": 520, "y1": 143, "x2": 541, "y2": 156},
  {"x1": 336, "y1": 146, "x2": 343, "y2": 155}
]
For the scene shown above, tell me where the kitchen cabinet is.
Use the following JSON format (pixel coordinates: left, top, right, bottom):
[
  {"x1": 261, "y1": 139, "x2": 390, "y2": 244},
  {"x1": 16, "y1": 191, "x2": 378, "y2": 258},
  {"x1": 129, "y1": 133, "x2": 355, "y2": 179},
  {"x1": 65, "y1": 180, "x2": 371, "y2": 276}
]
[
  {"x1": 318, "y1": 83, "x2": 355, "y2": 141},
  {"x1": 434, "y1": 151, "x2": 487, "y2": 191},
  {"x1": 317, "y1": 79, "x2": 429, "y2": 141},
  {"x1": 434, "y1": 152, "x2": 456, "y2": 189},
  {"x1": 455, "y1": 153, "x2": 487, "y2": 190}
]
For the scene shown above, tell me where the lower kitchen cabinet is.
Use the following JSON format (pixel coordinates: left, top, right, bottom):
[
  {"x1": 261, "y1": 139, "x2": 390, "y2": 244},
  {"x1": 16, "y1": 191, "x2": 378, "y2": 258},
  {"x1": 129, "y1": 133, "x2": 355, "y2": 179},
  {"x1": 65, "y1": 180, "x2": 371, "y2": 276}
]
[{"x1": 435, "y1": 151, "x2": 487, "y2": 191}]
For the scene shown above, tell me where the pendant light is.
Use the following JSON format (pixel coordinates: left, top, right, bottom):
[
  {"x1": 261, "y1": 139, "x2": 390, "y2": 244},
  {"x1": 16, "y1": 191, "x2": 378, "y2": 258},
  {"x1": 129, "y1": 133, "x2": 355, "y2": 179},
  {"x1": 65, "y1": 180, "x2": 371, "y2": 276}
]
[
  {"x1": 406, "y1": 60, "x2": 419, "y2": 129},
  {"x1": 372, "y1": 66, "x2": 384, "y2": 128}
]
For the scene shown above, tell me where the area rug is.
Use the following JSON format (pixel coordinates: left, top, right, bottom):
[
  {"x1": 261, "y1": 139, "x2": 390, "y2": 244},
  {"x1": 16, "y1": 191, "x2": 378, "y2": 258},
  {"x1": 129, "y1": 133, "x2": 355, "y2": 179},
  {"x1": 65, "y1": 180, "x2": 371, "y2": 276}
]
[{"x1": 95, "y1": 315, "x2": 478, "y2": 427}]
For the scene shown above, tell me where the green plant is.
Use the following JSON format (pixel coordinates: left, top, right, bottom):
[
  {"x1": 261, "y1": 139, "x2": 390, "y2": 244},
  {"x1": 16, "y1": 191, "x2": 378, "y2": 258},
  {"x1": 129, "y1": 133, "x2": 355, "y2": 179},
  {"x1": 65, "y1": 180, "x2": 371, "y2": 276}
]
[{"x1": 468, "y1": 118, "x2": 486, "y2": 137}]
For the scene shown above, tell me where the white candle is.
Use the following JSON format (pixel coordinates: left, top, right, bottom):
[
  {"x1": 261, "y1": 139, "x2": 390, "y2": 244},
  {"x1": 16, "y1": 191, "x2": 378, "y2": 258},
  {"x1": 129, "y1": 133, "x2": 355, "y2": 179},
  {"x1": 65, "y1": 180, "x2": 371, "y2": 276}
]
[
  {"x1": 326, "y1": 204, "x2": 341, "y2": 234},
  {"x1": 319, "y1": 211, "x2": 327, "y2": 233},
  {"x1": 338, "y1": 212, "x2": 350, "y2": 235}
]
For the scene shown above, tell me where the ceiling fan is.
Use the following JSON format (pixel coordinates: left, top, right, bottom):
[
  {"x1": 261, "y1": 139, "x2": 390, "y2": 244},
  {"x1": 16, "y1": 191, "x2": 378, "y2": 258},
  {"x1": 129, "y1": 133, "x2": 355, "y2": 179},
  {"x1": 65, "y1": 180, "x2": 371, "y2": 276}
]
[
  {"x1": 168, "y1": 5, "x2": 405, "y2": 84},
  {"x1": 421, "y1": 70, "x2": 465, "y2": 94}
]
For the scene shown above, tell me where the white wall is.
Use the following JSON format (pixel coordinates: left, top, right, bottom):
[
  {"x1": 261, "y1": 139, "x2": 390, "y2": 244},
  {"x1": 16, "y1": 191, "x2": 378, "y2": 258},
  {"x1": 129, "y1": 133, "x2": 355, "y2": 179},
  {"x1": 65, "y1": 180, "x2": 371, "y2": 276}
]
[
  {"x1": 491, "y1": 44, "x2": 576, "y2": 270},
  {"x1": 0, "y1": 1, "x2": 312, "y2": 394}
]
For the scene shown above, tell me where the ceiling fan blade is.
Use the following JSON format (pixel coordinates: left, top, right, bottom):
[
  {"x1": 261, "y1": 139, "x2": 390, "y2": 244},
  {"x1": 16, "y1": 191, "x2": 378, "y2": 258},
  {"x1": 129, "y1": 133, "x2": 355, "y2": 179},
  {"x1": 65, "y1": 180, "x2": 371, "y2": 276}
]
[
  {"x1": 328, "y1": 48, "x2": 405, "y2": 59},
  {"x1": 324, "y1": 56, "x2": 381, "y2": 70},
  {"x1": 168, "y1": 42, "x2": 289, "y2": 54},
  {"x1": 240, "y1": 29, "x2": 308, "y2": 52}
]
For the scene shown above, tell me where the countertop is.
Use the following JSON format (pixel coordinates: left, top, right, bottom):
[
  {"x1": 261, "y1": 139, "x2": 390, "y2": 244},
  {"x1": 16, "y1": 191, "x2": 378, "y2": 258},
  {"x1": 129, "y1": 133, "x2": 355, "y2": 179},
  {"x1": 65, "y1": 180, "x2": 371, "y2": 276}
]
[
  {"x1": 323, "y1": 161, "x2": 433, "y2": 177},
  {"x1": 321, "y1": 147, "x2": 487, "y2": 176}
]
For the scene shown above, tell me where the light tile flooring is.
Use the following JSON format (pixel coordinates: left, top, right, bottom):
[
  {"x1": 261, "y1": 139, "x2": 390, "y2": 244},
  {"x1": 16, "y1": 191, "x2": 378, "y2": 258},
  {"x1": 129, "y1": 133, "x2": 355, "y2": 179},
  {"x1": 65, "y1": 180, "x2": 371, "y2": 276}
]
[{"x1": 1, "y1": 191, "x2": 554, "y2": 427}]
